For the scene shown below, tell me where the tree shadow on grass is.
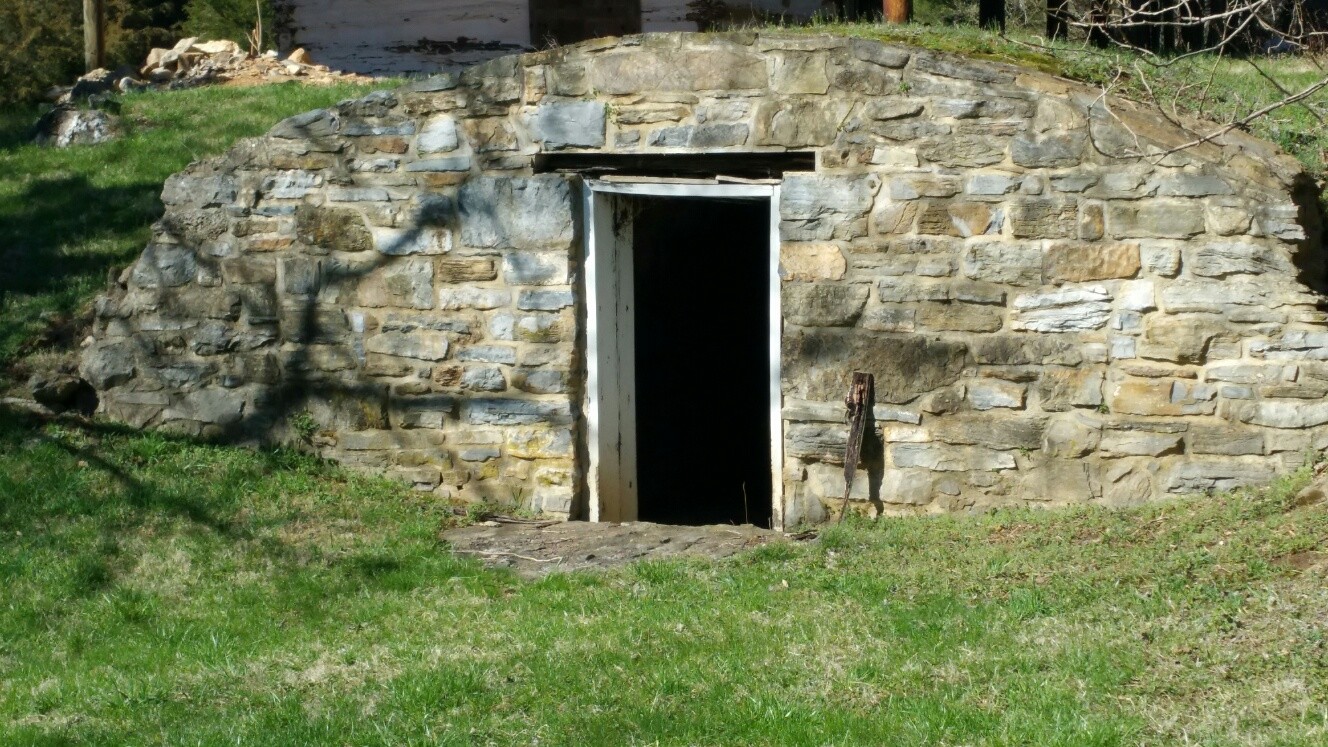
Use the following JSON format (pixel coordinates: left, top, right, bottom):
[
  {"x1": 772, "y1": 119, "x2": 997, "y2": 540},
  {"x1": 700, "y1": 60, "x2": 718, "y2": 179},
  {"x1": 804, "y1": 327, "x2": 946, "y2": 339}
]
[
  {"x1": 0, "y1": 407, "x2": 241, "y2": 538},
  {"x1": 0, "y1": 174, "x2": 165, "y2": 370}
]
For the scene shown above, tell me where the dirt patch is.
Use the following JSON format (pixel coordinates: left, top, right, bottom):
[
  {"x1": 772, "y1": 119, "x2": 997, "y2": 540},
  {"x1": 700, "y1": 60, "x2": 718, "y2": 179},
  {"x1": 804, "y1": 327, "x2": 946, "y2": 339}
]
[{"x1": 441, "y1": 520, "x2": 783, "y2": 578}]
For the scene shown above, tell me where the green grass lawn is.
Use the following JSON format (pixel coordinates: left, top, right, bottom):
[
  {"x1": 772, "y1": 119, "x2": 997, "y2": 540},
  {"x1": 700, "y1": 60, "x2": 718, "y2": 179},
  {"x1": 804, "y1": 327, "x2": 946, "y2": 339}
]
[{"x1": 1, "y1": 410, "x2": 1325, "y2": 745}]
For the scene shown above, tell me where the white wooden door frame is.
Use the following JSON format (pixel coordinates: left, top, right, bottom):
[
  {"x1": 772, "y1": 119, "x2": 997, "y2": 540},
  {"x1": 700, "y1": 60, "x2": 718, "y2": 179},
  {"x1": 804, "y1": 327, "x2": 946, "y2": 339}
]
[{"x1": 582, "y1": 179, "x2": 785, "y2": 529}]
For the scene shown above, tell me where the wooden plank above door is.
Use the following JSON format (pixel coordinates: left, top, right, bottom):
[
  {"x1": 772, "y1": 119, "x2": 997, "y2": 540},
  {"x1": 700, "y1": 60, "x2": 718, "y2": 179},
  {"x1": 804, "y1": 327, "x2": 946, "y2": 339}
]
[{"x1": 530, "y1": 0, "x2": 642, "y2": 47}]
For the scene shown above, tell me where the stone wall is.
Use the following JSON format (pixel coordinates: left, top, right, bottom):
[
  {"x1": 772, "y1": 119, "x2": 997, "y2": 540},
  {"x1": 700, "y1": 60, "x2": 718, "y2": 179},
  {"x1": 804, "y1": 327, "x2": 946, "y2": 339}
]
[{"x1": 83, "y1": 32, "x2": 1327, "y2": 524}]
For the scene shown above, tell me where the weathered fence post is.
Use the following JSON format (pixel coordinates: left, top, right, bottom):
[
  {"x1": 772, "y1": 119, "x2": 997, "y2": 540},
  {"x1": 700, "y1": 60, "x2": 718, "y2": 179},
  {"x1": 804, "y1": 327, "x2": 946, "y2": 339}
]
[
  {"x1": 83, "y1": 0, "x2": 105, "y2": 72},
  {"x1": 883, "y1": 0, "x2": 912, "y2": 25}
]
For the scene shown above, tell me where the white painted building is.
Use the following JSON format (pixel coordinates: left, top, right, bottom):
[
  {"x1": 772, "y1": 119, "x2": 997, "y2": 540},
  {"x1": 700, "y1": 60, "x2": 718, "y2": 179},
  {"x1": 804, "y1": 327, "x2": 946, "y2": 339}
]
[{"x1": 276, "y1": 0, "x2": 837, "y2": 74}]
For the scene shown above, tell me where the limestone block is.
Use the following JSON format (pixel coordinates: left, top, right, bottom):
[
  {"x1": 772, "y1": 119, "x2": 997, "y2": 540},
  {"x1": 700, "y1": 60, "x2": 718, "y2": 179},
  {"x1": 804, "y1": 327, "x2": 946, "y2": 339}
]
[
  {"x1": 1162, "y1": 279, "x2": 1317, "y2": 315},
  {"x1": 1117, "y1": 280, "x2": 1157, "y2": 312},
  {"x1": 589, "y1": 48, "x2": 767, "y2": 94},
  {"x1": 1010, "y1": 132, "x2": 1087, "y2": 168},
  {"x1": 1206, "y1": 203, "x2": 1253, "y2": 236},
  {"x1": 780, "y1": 243, "x2": 847, "y2": 281},
  {"x1": 919, "y1": 137, "x2": 1005, "y2": 168},
  {"x1": 1165, "y1": 461, "x2": 1276, "y2": 493},
  {"x1": 438, "y1": 287, "x2": 512, "y2": 310},
  {"x1": 296, "y1": 205, "x2": 373, "y2": 253},
  {"x1": 517, "y1": 290, "x2": 575, "y2": 311},
  {"x1": 365, "y1": 331, "x2": 449, "y2": 361},
  {"x1": 1141, "y1": 244, "x2": 1181, "y2": 277},
  {"x1": 343, "y1": 117, "x2": 416, "y2": 137},
  {"x1": 783, "y1": 284, "x2": 868, "y2": 327},
  {"x1": 1099, "y1": 429, "x2": 1184, "y2": 457},
  {"x1": 1009, "y1": 199, "x2": 1077, "y2": 239},
  {"x1": 261, "y1": 170, "x2": 323, "y2": 199},
  {"x1": 929, "y1": 415, "x2": 1045, "y2": 450},
  {"x1": 1254, "y1": 203, "x2": 1305, "y2": 241},
  {"x1": 860, "y1": 307, "x2": 916, "y2": 333},
  {"x1": 438, "y1": 258, "x2": 497, "y2": 283},
  {"x1": 371, "y1": 227, "x2": 449, "y2": 256},
  {"x1": 162, "y1": 388, "x2": 246, "y2": 426},
  {"x1": 526, "y1": 101, "x2": 605, "y2": 149},
  {"x1": 80, "y1": 341, "x2": 138, "y2": 389},
  {"x1": 1109, "y1": 379, "x2": 1217, "y2": 416},
  {"x1": 1052, "y1": 174, "x2": 1099, "y2": 193},
  {"x1": 1043, "y1": 242, "x2": 1140, "y2": 282},
  {"x1": 892, "y1": 444, "x2": 1015, "y2": 471},
  {"x1": 782, "y1": 328, "x2": 967, "y2": 404},
  {"x1": 1020, "y1": 461, "x2": 1096, "y2": 503},
  {"x1": 787, "y1": 423, "x2": 851, "y2": 463},
  {"x1": 830, "y1": 56, "x2": 900, "y2": 95},
  {"x1": 1011, "y1": 286, "x2": 1112, "y2": 333},
  {"x1": 1152, "y1": 172, "x2": 1233, "y2": 197},
  {"x1": 489, "y1": 312, "x2": 565, "y2": 344},
  {"x1": 461, "y1": 366, "x2": 506, "y2": 392},
  {"x1": 1037, "y1": 367, "x2": 1105, "y2": 412},
  {"x1": 459, "y1": 176, "x2": 574, "y2": 250},
  {"x1": 131, "y1": 245, "x2": 197, "y2": 288},
  {"x1": 916, "y1": 202, "x2": 1002, "y2": 237},
  {"x1": 849, "y1": 38, "x2": 912, "y2": 68},
  {"x1": 648, "y1": 123, "x2": 750, "y2": 148},
  {"x1": 917, "y1": 302, "x2": 1002, "y2": 333},
  {"x1": 1097, "y1": 462, "x2": 1153, "y2": 506},
  {"x1": 782, "y1": 174, "x2": 877, "y2": 221},
  {"x1": 756, "y1": 99, "x2": 848, "y2": 147},
  {"x1": 1224, "y1": 400, "x2": 1328, "y2": 429},
  {"x1": 1251, "y1": 331, "x2": 1328, "y2": 361},
  {"x1": 1042, "y1": 412, "x2": 1102, "y2": 457},
  {"x1": 339, "y1": 429, "x2": 445, "y2": 451},
  {"x1": 965, "y1": 173, "x2": 1019, "y2": 197},
  {"x1": 1189, "y1": 425, "x2": 1264, "y2": 456},
  {"x1": 417, "y1": 115, "x2": 459, "y2": 153},
  {"x1": 972, "y1": 335, "x2": 1083, "y2": 366},
  {"x1": 1140, "y1": 316, "x2": 1229, "y2": 364},
  {"x1": 1190, "y1": 242, "x2": 1294, "y2": 278},
  {"x1": 1078, "y1": 202, "x2": 1105, "y2": 241},
  {"x1": 863, "y1": 100, "x2": 925, "y2": 121},
  {"x1": 961, "y1": 242, "x2": 1042, "y2": 285},
  {"x1": 462, "y1": 399, "x2": 573, "y2": 426},
  {"x1": 357, "y1": 259, "x2": 434, "y2": 310},
  {"x1": 405, "y1": 155, "x2": 472, "y2": 173},
  {"x1": 1204, "y1": 364, "x2": 1291, "y2": 385},
  {"x1": 162, "y1": 173, "x2": 237, "y2": 208},
  {"x1": 456, "y1": 345, "x2": 517, "y2": 365},
  {"x1": 887, "y1": 174, "x2": 962, "y2": 201},
  {"x1": 503, "y1": 252, "x2": 570, "y2": 286},
  {"x1": 1107, "y1": 202, "x2": 1205, "y2": 239},
  {"x1": 968, "y1": 380, "x2": 1026, "y2": 410},
  {"x1": 512, "y1": 368, "x2": 569, "y2": 394},
  {"x1": 505, "y1": 428, "x2": 573, "y2": 460}
]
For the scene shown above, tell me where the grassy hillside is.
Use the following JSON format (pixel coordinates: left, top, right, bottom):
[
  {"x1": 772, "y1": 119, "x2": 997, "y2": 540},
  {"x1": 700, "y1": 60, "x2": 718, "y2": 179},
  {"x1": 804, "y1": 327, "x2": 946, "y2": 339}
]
[
  {"x1": 0, "y1": 81, "x2": 381, "y2": 394},
  {"x1": 1, "y1": 410, "x2": 1326, "y2": 745}
]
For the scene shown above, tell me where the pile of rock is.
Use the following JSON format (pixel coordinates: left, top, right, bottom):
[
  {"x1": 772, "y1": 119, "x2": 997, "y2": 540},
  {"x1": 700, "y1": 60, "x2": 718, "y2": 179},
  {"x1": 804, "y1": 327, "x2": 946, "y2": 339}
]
[{"x1": 38, "y1": 40, "x2": 375, "y2": 148}]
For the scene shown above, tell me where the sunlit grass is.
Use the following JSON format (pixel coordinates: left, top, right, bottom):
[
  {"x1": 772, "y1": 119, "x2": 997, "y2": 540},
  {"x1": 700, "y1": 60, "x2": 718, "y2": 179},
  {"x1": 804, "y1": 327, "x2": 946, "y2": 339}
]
[{"x1": 0, "y1": 411, "x2": 1325, "y2": 745}]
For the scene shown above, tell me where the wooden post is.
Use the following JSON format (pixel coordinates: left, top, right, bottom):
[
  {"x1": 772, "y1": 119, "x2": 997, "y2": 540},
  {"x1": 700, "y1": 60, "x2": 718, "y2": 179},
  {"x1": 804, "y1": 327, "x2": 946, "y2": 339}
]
[
  {"x1": 83, "y1": 0, "x2": 105, "y2": 72},
  {"x1": 883, "y1": 0, "x2": 912, "y2": 25},
  {"x1": 979, "y1": 0, "x2": 1006, "y2": 31}
]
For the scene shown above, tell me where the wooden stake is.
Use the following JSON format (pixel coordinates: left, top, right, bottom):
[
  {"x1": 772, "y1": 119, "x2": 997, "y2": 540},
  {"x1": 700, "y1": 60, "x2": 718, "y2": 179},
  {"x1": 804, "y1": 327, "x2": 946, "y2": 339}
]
[
  {"x1": 838, "y1": 372, "x2": 874, "y2": 524},
  {"x1": 883, "y1": 0, "x2": 912, "y2": 25},
  {"x1": 83, "y1": 0, "x2": 105, "y2": 72}
]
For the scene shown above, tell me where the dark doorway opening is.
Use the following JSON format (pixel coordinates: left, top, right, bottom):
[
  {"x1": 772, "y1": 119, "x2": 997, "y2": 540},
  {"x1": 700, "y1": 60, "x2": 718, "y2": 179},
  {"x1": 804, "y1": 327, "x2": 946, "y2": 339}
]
[{"x1": 630, "y1": 196, "x2": 773, "y2": 528}]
